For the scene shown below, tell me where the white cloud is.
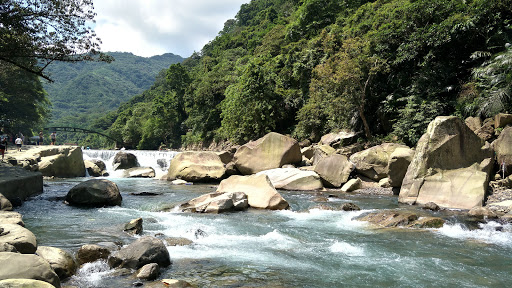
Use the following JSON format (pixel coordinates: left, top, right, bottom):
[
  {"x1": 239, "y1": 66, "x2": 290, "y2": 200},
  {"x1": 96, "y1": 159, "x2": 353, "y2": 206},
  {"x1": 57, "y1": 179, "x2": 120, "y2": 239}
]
[{"x1": 93, "y1": 0, "x2": 250, "y2": 58}]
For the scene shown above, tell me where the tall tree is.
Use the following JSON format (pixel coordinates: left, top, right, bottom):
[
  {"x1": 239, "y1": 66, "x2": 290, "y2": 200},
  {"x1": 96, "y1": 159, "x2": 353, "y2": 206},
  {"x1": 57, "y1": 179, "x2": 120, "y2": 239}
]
[{"x1": 0, "y1": 0, "x2": 111, "y2": 81}]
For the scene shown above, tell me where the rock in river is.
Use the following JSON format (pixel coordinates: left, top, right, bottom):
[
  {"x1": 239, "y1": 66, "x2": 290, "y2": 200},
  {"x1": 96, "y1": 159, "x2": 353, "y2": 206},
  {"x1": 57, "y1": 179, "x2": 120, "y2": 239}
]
[{"x1": 66, "y1": 179, "x2": 122, "y2": 207}]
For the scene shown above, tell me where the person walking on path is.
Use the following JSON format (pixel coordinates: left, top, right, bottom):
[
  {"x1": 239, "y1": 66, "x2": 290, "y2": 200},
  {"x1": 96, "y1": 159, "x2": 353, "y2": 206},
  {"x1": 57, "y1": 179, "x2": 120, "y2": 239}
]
[
  {"x1": 15, "y1": 136, "x2": 22, "y2": 151},
  {"x1": 0, "y1": 137, "x2": 7, "y2": 160},
  {"x1": 39, "y1": 131, "x2": 44, "y2": 145},
  {"x1": 50, "y1": 131, "x2": 56, "y2": 145}
]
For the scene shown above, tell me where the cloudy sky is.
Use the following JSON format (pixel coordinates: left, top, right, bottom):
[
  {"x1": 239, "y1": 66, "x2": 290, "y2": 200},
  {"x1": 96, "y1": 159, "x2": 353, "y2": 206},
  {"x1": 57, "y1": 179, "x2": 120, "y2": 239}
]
[{"x1": 93, "y1": 0, "x2": 250, "y2": 58}]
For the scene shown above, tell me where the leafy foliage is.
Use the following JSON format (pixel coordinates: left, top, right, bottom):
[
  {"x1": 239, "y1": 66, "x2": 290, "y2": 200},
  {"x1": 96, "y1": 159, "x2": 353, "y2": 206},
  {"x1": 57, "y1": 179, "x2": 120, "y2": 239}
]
[
  {"x1": 472, "y1": 45, "x2": 512, "y2": 116},
  {"x1": 0, "y1": 0, "x2": 112, "y2": 81},
  {"x1": 100, "y1": 0, "x2": 512, "y2": 149},
  {"x1": 0, "y1": 63, "x2": 50, "y2": 135}
]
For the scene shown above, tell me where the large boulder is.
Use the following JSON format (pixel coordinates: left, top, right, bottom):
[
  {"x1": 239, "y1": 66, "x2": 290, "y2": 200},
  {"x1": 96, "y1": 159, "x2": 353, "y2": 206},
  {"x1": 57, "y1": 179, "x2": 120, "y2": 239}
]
[
  {"x1": 0, "y1": 223, "x2": 37, "y2": 253},
  {"x1": 494, "y1": 113, "x2": 512, "y2": 129},
  {"x1": 358, "y1": 210, "x2": 445, "y2": 229},
  {"x1": 387, "y1": 147, "x2": 415, "y2": 187},
  {"x1": 76, "y1": 244, "x2": 111, "y2": 265},
  {"x1": 167, "y1": 151, "x2": 225, "y2": 182},
  {"x1": 475, "y1": 117, "x2": 495, "y2": 141},
  {"x1": 493, "y1": 126, "x2": 512, "y2": 178},
  {"x1": 113, "y1": 152, "x2": 138, "y2": 170},
  {"x1": 234, "y1": 132, "x2": 302, "y2": 175},
  {"x1": 256, "y1": 168, "x2": 323, "y2": 190},
  {"x1": 0, "y1": 211, "x2": 25, "y2": 226},
  {"x1": 349, "y1": 143, "x2": 408, "y2": 181},
  {"x1": 399, "y1": 116, "x2": 494, "y2": 209},
  {"x1": 0, "y1": 279, "x2": 56, "y2": 288},
  {"x1": 66, "y1": 179, "x2": 122, "y2": 207},
  {"x1": 36, "y1": 246, "x2": 77, "y2": 280},
  {"x1": 465, "y1": 116, "x2": 482, "y2": 132},
  {"x1": 123, "y1": 167, "x2": 155, "y2": 178},
  {"x1": 314, "y1": 154, "x2": 354, "y2": 188},
  {"x1": 319, "y1": 131, "x2": 358, "y2": 148},
  {"x1": 108, "y1": 236, "x2": 171, "y2": 269},
  {"x1": 216, "y1": 174, "x2": 289, "y2": 210},
  {"x1": 0, "y1": 166, "x2": 43, "y2": 204},
  {"x1": 0, "y1": 252, "x2": 60, "y2": 287},
  {"x1": 84, "y1": 159, "x2": 108, "y2": 177},
  {"x1": 0, "y1": 193, "x2": 13, "y2": 211},
  {"x1": 179, "y1": 191, "x2": 248, "y2": 213},
  {"x1": 310, "y1": 145, "x2": 336, "y2": 165},
  {"x1": 38, "y1": 146, "x2": 85, "y2": 177}
]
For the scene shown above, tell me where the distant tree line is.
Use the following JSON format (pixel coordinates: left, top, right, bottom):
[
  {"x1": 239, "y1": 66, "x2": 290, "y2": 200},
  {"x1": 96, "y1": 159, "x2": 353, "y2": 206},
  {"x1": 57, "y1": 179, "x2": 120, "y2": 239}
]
[{"x1": 99, "y1": 0, "x2": 511, "y2": 149}]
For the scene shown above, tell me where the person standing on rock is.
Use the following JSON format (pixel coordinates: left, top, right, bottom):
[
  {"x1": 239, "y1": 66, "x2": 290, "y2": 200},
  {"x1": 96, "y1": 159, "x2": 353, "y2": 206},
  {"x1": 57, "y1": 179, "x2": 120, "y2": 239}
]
[
  {"x1": 50, "y1": 131, "x2": 56, "y2": 145},
  {"x1": 38, "y1": 131, "x2": 44, "y2": 145},
  {"x1": 0, "y1": 137, "x2": 7, "y2": 160},
  {"x1": 15, "y1": 135, "x2": 22, "y2": 151}
]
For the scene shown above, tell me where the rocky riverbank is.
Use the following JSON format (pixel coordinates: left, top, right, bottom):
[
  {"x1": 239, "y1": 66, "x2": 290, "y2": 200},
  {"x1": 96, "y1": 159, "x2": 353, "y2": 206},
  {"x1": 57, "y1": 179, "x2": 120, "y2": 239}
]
[{"x1": 2, "y1": 114, "x2": 512, "y2": 286}]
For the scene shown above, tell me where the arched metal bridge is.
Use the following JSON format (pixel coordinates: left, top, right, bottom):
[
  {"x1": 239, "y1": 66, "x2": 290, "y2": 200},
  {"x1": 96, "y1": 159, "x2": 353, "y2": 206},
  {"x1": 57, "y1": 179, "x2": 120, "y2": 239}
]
[{"x1": 44, "y1": 127, "x2": 121, "y2": 145}]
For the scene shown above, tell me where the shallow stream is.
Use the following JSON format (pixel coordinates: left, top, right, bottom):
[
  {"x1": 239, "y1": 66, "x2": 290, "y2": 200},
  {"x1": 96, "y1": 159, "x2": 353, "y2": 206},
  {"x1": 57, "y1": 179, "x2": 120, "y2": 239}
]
[{"x1": 17, "y1": 177, "x2": 512, "y2": 287}]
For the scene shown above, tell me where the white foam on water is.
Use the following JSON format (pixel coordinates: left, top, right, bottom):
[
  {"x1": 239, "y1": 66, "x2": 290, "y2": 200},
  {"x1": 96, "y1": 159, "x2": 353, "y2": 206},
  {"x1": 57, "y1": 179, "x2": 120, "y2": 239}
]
[
  {"x1": 437, "y1": 221, "x2": 512, "y2": 246},
  {"x1": 278, "y1": 208, "x2": 370, "y2": 233},
  {"x1": 70, "y1": 260, "x2": 113, "y2": 287},
  {"x1": 329, "y1": 241, "x2": 365, "y2": 256}
]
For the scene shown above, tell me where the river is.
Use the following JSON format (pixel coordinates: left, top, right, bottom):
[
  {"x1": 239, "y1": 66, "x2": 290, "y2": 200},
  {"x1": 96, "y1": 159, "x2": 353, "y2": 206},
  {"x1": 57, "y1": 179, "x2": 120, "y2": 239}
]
[{"x1": 15, "y1": 150, "x2": 512, "y2": 287}]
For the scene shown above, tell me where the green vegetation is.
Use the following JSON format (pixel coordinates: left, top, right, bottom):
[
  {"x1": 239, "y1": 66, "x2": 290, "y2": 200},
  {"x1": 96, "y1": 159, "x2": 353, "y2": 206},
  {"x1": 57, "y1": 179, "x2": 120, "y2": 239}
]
[
  {"x1": 43, "y1": 52, "x2": 183, "y2": 146},
  {"x1": 0, "y1": 0, "x2": 110, "y2": 138},
  {"x1": 80, "y1": 0, "x2": 512, "y2": 148}
]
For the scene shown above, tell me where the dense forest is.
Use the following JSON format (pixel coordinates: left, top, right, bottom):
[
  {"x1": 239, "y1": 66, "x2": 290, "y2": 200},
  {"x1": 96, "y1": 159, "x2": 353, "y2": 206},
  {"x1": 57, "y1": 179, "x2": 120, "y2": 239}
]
[
  {"x1": 39, "y1": 0, "x2": 512, "y2": 149},
  {"x1": 42, "y1": 52, "x2": 183, "y2": 145}
]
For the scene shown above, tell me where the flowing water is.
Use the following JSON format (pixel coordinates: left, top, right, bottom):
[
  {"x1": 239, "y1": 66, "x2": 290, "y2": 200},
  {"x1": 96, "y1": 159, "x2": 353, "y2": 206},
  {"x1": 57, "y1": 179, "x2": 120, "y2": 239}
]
[{"x1": 15, "y1": 151, "x2": 512, "y2": 287}]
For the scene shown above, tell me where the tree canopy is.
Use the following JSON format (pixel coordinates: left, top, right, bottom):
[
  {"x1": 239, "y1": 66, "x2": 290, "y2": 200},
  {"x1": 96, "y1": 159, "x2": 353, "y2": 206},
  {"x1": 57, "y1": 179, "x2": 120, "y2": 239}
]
[
  {"x1": 97, "y1": 0, "x2": 512, "y2": 149},
  {"x1": 0, "y1": 0, "x2": 111, "y2": 82}
]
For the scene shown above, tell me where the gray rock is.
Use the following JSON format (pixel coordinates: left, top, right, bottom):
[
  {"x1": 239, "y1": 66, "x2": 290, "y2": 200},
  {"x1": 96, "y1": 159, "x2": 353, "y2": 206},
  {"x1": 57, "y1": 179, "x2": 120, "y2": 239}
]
[
  {"x1": 341, "y1": 178, "x2": 361, "y2": 192},
  {"x1": 167, "y1": 151, "x2": 225, "y2": 182},
  {"x1": 256, "y1": 168, "x2": 323, "y2": 191},
  {"x1": 0, "y1": 223, "x2": 37, "y2": 253},
  {"x1": 66, "y1": 179, "x2": 122, "y2": 207},
  {"x1": 123, "y1": 167, "x2": 155, "y2": 178},
  {"x1": 36, "y1": 246, "x2": 77, "y2": 279},
  {"x1": 180, "y1": 191, "x2": 248, "y2": 213},
  {"x1": 0, "y1": 166, "x2": 43, "y2": 204},
  {"x1": 38, "y1": 146, "x2": 86, "y2": 177},
  {"x1": 0, "y1": 211, "x2": 24, "y2": 226},
  {"x1": 234, "y1": 132, "x2": 302, "y2": 175},
  {"x1": 76, "y1": 244, "x2": 111, "y2": 265},
  {"x1": 350, "y1": 143, "x2": 408, "y2": 181},
  {"x1": 314, "y1": 154, "x2": 354, "y2": 188},
  {"x1": 387, "y1": 147, "x2": 414, "y2": 187},
  {"x1": 108, "y1": 236, "x2": 171, "y2": 269},
  {"x1": 0, "y1": 193, "x2": 13, "y2": 211},
  {"x1": 340, "y1": 203, "x2": 361, "y2": 211},
  {"x1": 0, "y1": 279, "x2": 57, "y2": 288},
  {"x1": 399, "y1": 116, "x2": 494, "y2": 209},
  {"x1": 124, "y1": 218, "x2": 143, "y2": 235},
  {"x1": 113, "y1": 152, "x2": 138, "y2": 170},
  {"x1": 136, "y1": 263, "x2": 160, "y2": 280},
  {"x1": 216, "y1": 174, "x2": 289, "y2": 210},
  {"x1": 0, "y1": 252, "x2": 60, "y2": 287}
]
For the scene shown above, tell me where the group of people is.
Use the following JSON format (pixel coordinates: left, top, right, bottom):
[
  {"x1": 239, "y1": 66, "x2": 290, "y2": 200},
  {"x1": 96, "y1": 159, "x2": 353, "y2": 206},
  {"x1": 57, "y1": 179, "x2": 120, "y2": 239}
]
[
  {"x1": 38, "y1": 131, "x2": 57, "y2": 145},
  {"x1": 0, "y1": 132, "x2": 24, "y2": 160},
  {"x1": 0, "y1": 131, "x2": 57, "y2": 160}
]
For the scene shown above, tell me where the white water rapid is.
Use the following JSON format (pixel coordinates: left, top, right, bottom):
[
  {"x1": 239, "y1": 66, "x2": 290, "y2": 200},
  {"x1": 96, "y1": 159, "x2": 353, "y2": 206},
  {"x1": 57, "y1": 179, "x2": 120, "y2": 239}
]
[{"x1": 82, "y1": 149, "x2": 179, "y2": 178}]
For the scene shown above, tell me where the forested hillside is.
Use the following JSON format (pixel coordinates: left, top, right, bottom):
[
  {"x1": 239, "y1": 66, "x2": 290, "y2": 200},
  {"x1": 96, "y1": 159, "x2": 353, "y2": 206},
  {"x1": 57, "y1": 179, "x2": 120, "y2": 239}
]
[
  {"x1": 100, "y1": 0, "x2": 512, "y2": 149},
  {"x1": 43, "y1": 52, "x2": 183, "y2": 144}
]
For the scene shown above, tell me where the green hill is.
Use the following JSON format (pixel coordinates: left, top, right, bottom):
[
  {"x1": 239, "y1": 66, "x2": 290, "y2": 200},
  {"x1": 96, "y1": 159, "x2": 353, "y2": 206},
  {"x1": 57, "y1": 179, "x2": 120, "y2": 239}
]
[
  {"x1": 43, "y1": 52, "x2": 183, "y2": 129},
  {"x1": 97, "y1": 0, "x2": 512, "y2": 149}
]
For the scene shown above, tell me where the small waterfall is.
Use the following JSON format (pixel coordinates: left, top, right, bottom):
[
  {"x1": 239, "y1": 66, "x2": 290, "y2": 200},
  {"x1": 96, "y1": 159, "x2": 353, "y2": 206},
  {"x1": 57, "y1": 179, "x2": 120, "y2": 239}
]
[{"x1": 83, "y1": 149, "x2": 180, "y2": 177}]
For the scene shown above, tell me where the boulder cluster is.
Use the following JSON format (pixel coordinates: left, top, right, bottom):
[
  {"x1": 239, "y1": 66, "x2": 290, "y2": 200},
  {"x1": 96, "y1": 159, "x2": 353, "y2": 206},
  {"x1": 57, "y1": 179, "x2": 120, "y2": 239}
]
[{"x1": 0, "y1": 180, "x2": 192, "y2": 287}]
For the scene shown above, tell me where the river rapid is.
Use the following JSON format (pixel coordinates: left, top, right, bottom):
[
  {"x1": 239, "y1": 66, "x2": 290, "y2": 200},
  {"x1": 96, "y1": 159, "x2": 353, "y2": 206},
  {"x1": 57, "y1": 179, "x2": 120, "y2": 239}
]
[{"x1": 15, "y1": 150, "x2": 512, "y2": 287}]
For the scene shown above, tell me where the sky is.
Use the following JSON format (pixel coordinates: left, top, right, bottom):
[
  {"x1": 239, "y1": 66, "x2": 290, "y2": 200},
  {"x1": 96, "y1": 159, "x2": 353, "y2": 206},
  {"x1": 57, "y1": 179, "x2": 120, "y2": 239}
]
[{"x1": 93, "y1": 0, "x2": 250, "y2": 58}]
